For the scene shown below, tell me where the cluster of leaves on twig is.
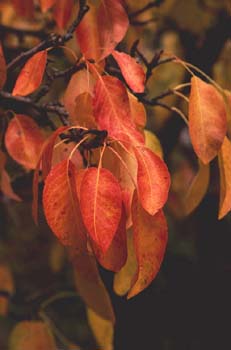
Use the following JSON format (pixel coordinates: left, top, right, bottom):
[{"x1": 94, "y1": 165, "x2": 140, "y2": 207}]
[{"x1": 1, "y1": 0, "x2": 231, "y2": 349}]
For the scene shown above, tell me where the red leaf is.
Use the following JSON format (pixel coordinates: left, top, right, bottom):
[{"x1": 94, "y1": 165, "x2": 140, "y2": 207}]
[
  {"x1": 5, "y1": 115, "x2": 45, "y2": 169},
  {"x1": 39, "y1": 0, "x2": 56, "y2": 12},
  {"x1": 41, "y1": 126, "x2": 69, "y2": 179},
  {"x1": 12, "y1": 0, "x2": 34, "y2": 18},
  {"x1": 134, "y1": 146, "x2": 170, "y2": 215},
  {"x1": 93, "y1": 75, "x2": 144, "y2": 144},
  {"x1": 80, "y1": 167, "x2": 122, "y2": 253},
  {"x1": 0, "y1": 43, "x2": 6, "y2": 89},
  {"x1": 12, "y1": 50, "x2": 47, "y2": 96},
  {"x1": 103, "y1": 143, "x2": 137, "y2": 228},
  {"x1": 76, "y1": 0, "x2": 129, "y2": 61},
  {"x1": 53, "y1": 0, "x2": 73, "y2": 28},
  {"x1": 97, "y1": 0, "x2": 129, "y2": 60},
  {"x1": 218, "y1": 136, "x2": 231, "y2": 219},
  {"x1": 93, "y1": 205, "x2": 127, "y2": 272},
  {"x1": 43, "y1": 159, "x2": 87, "y2": 249},
  {"x1": 112, "y1": 50, "x2": 145, "y2": 93},
  {"x1": 127, "y1": 191, "x2": 168, "y2": 298},
  {"x1": 32, "y1": 126, "x2": 69, "y2": 224},
  {"x1": 70, "y1": 249, "x2": 115, "y2": 322},
  {"x1": 189, "y1": 76, "x2": 227, "y2": 164},
  {"x1": 128, "y1": 92, "x2": 147, "y2": 130}
]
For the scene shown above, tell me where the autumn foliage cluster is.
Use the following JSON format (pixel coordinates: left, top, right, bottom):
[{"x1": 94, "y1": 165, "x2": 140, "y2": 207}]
[{"x1": 1, "y1": 0, "x2": 231, "y2": 349}]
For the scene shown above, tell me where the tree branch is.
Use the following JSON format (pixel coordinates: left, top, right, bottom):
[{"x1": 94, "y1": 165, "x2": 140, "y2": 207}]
[{"x1": 7, "y1": 0, "x2": 89, "y2": 72}]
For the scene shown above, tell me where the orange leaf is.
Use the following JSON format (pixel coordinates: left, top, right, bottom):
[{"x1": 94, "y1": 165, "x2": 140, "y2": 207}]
[
  {"x1": 73, "y1": 92, "x2": 97, "y2": 128},
  {"x1": 70, "y1": 249, "x2": 115, "y2": 322},
  {"x1": 183, "y1": 160, "x2": 210, "y2": 216},
  {"x1": 43, "y1": 159, "x2": 87, "y2": 249},
  {"x1": 93, "y1": 75, "x2": 144, "y2": 144},
  {"x1": 63, "y1": 69, "x2": 95, "y2": 119},
  {"x1": 0, "y1": 42, "x2": 6, "y2": 89},
  {"x1": 134, "y1": 146, "x2": 170, "y2": 215},
  {"x1": 12, "y1": 50, "x2": 47, "y2": 96},
  {"x1": 218, "y1": 136, "x2": 231, "y2": 219},
  {"x1": 112, "y1": 50, "x2": 145, "y2": 93},
  {"x1": 92, "y1": 205, "x2": 127, "y2": 272},
  {"x1": 12, "y1": 0, "x2": 34, "y2": 18},
  {"x1": 32, "y1": 126, "x2": 69, "y2": 224},
  {"x1": 103, "y1": 143, "x2": 137, "y2": 228},
  {"x1": 97, "y1": 0, "x2": 129, "y2": 60},
  {"x1": 75, "y1": 1, "x2": 100, "y2": 61},
  {"x1": 127, "y1": 191, "x2": 168, "y2": 299},
  {"x1": 41, "y1": 126, "x2": 69, "y2": 179},
  {"x1": 9, "y1": 321, "x2": 56, "y2": 350},
  {"x1": 189, "y1": 76, "x2": 227, "y2": 164},
  {"x1": 5, "y1": 115, "x2": 45, "y2": 169},
  {"x1": 128, "y1": 92, "x2": 147, "y2": 130},
  {"x1": 76, "y1": 0, "x2": 129, "y2": 61},
  {"x1": 53, "y1": 0, "x2": 73, "y2": 28},
  {"x1": 113, "y1": 229, "x2": 137, "y2": 296},
  {"x1": 39, "y1": 0, "x2": 56, "y2": 12},
  {"x1": 80, "y1": 167, "x2": 122, "y2": 253}
]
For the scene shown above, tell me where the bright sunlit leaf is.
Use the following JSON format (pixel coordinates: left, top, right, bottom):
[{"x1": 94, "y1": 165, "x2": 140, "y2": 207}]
[
  {"x1": 93, "y1": 75, "x2": 144, "y2": 144},
  {"x1": 12, "y1": 50, "x2": 47, "y2": 96},
  {"x1": 112, "y1": 50, "x2": 145, "y2": 93},
  {"x1": 92, "y1": 205, "x2": 127, "y2": 272},
  {"x1": 134, "y1": 146, "x2": 170, "y2": 215},
  {"x1": 189, "y1": 76, "x2": 227, "y2": 164},
  {"x1": 43, "y1": 159, "x2": 87, "y2": 249},
  {"x1": 76, "y1": 0, "x2": 129, "y2": 61},
  {"x1": 80, "y1": 167, "x2": 122, "y2": 253}
]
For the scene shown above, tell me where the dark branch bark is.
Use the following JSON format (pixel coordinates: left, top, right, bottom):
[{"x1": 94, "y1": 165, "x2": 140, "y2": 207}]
[{"x1": 7, "y1": 1, "x2": 89, "y2": 72}]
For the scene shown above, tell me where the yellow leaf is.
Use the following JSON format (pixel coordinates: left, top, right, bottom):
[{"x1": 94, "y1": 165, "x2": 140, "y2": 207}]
[{"x1": 87, "y1": 308, "x2": 114, "y2": 350}]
